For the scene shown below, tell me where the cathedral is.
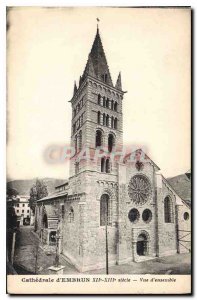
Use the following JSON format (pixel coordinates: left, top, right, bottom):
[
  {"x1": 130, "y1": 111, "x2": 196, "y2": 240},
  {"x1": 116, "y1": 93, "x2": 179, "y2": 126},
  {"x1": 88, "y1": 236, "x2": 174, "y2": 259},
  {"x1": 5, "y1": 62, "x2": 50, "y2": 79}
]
[{"x1": 36, "y1": 26, "x2": 191, "y2": 272}]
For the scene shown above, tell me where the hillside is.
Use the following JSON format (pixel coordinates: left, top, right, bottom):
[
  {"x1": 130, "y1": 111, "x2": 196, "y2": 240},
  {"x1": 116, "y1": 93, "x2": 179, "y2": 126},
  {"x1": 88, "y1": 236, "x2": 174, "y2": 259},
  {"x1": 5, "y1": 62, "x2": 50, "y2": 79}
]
[
  {"x1": 7, "y1": 178, "x2": 66, "y2": 196},
  {"x1": 167, "y1": 174, "x2": 191, "y2": 202}
]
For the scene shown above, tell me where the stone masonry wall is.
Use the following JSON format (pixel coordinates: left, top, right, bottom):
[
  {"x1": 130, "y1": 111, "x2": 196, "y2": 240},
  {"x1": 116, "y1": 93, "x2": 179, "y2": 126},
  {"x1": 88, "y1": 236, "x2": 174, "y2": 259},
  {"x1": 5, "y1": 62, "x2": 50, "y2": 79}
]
[
  {"x1": 156, "y1": 175, "x2": 177, "y2": 256},
  {"x1": 176, "y1": 203, "x2": 191, "y2": 253}
]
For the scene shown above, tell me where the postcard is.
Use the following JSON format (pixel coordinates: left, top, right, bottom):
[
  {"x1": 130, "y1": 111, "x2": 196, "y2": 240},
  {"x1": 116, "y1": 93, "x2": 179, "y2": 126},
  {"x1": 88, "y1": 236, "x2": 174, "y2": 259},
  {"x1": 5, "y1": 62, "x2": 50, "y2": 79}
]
[{"x1": 6, "y1": 6, "x2": 191, "y2": 294}]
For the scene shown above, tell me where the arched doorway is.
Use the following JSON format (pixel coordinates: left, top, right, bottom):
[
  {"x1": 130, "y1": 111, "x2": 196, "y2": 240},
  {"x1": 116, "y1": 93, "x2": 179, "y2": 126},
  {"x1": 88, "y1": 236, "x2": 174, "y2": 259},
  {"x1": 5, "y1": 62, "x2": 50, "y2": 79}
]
[{"x1": 137, "y1": 233, "x2": 148, "y2": 256}]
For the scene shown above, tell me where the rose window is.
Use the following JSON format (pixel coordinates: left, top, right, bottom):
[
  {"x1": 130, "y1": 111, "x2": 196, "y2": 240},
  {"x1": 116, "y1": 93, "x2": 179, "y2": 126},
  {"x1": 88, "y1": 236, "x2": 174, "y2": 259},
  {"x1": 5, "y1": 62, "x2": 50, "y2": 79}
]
[{"x1": 128, "y1": 175, "x2": 151, "y2": 205}]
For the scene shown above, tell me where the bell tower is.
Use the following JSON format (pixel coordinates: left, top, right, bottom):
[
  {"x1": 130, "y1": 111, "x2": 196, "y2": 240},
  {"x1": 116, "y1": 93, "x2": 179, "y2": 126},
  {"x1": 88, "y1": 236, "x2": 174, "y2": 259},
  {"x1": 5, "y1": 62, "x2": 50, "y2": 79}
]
[
  {"x1": 64, "y1": 24, "x2": 127, "y2": 272},
  {"x1": 69, "y1": 26, "x2": 124, "y2": 178}
]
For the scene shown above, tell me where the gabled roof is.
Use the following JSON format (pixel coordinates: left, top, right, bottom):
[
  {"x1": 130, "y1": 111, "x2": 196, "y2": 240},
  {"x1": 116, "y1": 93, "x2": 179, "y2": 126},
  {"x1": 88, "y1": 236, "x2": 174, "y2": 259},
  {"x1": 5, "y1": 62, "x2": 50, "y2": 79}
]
[
  {"x1": 160, "y1": 174, "x2": 190, "y2": 208},
  {"x1": 167, "y1": 173, "x2": 191, "y2": 202},
  {"x1": 55, "y1": 180, "x2": 69, "y2": 189},
  {"x1": 37, "y1": 190, "x2": 68, "y2": 202},
  {"x1": 123, "y1": 148, "x2": 160, "y2": 171}
]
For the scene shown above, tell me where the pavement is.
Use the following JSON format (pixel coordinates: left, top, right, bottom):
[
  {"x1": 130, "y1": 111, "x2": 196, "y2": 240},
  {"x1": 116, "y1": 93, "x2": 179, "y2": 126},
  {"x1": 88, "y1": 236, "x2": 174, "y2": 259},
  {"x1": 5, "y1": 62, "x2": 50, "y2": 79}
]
[
  {"x1": 14, "y1": 226, "x2": 191, "y2": 275},
  {"x1": 14, "y1": 226, "x2": 79, "y2": 275}
]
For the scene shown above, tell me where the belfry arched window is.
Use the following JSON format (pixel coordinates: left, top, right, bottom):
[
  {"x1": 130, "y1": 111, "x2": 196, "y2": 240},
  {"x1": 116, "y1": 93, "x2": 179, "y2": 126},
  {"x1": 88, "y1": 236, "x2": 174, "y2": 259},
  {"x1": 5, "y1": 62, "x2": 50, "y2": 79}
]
[
  {"x1": 103, "y1": 97, "x2": 106, "y2": 107},
  {"x1": 75, "y1": 135, "x2": 78, "y2": 153},
  {"x1": 106, "y1": 158, "x2": 110, "y2": 173},
  {"x1": 78, "y1": 130, "x2": 82, "y2": 151},
  {"x1": 108, "y1": 133, "x2": 115, "y2": 153},
  {"x1": 164, "y1": 196, "x2": 173, "y2": 223},
  {"x1": 114, "y1": 102, "x2": 118, "y2": 112},
  {"x1": 98, "y1": 94, "x2": 101, "y2": 105},
  {"x1": 114, "y1": 118, "x2": 118, "y2": 129},
  {"x1": 97, "y1": 111, "x2": 101, "y2": 124},
  {"x1": 100, "y1": 194, "x2": 111, "y2": 226},
  {"x1": 106, "y1": 98, "x2": 110, "y2": 108},
  {"x1": 111, "y1": 116, "x2": 114, "y2": 129},
  {"x1": 95, "y1": 129, "x2": 102, "y2": 147},
  {"x1": 106, "y1": 115, "x2": 109, "y2": 127},
  {"x1": 101, "y1": 157, "x2": 105, "y2": 172},
  {"x1": 103, "y1": 113, "x2": 106, "y2": 126}
]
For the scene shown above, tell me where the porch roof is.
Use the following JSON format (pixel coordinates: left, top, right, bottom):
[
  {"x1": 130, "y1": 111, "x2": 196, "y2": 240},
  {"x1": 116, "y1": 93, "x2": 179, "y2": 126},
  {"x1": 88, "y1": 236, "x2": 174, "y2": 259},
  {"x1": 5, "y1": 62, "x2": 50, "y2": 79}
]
[{"x1": 37, "y1": 190, "x2": 68, "y2": 202}]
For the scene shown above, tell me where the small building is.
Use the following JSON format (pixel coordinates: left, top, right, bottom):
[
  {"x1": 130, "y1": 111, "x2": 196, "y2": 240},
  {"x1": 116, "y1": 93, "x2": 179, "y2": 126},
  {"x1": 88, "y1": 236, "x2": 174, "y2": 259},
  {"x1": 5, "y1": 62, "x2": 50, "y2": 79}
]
[
  {"x1": 35, "y1": 181, "x2": 68, "y2": 248},
  {"x1": 13, "y1": 195, "x2": 31, "y2": 226}
]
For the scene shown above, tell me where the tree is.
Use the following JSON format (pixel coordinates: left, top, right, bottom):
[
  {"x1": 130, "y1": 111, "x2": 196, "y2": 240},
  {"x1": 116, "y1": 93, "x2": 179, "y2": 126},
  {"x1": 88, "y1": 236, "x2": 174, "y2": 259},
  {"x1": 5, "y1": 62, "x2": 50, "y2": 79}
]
[
  {"x1": 7, "y1": 186, "x2": 18, "y2": 263},
  {"x1": 7, "y1": 185, "x2": 18, "y2": 230},
  {"x1": 29, "y1": 179, "x2": 48, "y2": 213},
  {"x1": 7, "y1": 187, "x2": 18, "y2": 198}
]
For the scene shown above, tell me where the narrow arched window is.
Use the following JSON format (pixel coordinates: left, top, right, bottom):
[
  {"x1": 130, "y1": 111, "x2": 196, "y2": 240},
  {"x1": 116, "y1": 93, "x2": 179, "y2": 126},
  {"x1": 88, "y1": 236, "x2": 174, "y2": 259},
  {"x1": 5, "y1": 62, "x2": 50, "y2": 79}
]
[
  {"x1": 111, "y1": 116, "x2": 114, "y2": 129},
  {"x1": 101, "y1": 157, "x2": 105, "y2": 172},
  {"x1": 75, "y1": 135, "x2": 78, "y2": 153},
  {"x1": 97, "y1": 111, "x2": 101, "y2": 124},
  {"x1": 111, "y1": 100, "x2": 114, "y2": 110},
  {"x1": 100, "y1": 194, "x2": 111, "y2": 226},
  {"x1": 114, "y1": 102, "x2": 118, "y2": 112},
  {"x1": 78, "y1": 130, "x2": 82, "y2": 151},
  {"x1": 106, "y1": 158, "x2": 110, "y2": 173},
  {"x1": 114, "y1": 118, "x2": 118, "y2": 129},
  {"x1": 106, "y1": 98, "x2": 110, "y2": 108},
  {"x1": 103, "y1": 113, "x2": 106, "y2": 126},
  {"x1": 98, "y1": 94, "x2": 101, "y2": 105},
  {"x1": 164, "y1": 196, "x2": 173, "y2": 223},
  {"x1": 96, "y1": 130, "x2": 102, "y2": 147},
  {"x1": 106, "y1": 115, "x2": 109, "y2": 127},
  {"x1": 68, "y1": 207, "x2": 74, "y2": 223},
  {"x1": 108, "y1": 133, "x2": 115, "y2": 153},
  {"x1": 103, "y1": 97, "x2": 106, "y2": 107}
]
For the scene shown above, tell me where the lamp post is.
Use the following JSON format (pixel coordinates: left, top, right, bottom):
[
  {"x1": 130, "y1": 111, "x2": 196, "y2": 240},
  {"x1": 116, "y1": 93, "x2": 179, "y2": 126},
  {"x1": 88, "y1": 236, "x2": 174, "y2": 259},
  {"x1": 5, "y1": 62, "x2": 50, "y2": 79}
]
[
  {"x1": 48, "y1": 219, "x2": 65, "y2": 274},
  {"x1": 105, "y1": 199, "x2": 109, "y2": 275},
  {"x1": 54, "y1": 227, "x2": 61, "y2": 267}
]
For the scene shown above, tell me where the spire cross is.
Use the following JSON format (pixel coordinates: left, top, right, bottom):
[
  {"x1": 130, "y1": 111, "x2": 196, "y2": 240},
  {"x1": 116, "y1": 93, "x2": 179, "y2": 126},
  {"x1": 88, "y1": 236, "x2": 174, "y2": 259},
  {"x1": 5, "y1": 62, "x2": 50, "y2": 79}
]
[{"x1": 96, "y1": 18, "x2": 100, "y2": 30}]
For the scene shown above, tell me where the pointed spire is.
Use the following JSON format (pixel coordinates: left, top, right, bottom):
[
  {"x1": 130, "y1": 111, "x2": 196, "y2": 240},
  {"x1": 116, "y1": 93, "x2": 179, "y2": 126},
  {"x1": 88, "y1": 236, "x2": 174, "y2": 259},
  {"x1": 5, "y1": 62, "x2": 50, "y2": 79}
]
[
  {"x1": 115, "y1": 72, "x2": 122, "y2": 91},
  {"x1": 79, "y1": 76, "x2": 82, "y2": 87},
  {"x1": 83, "y1": 54, "x2": 96, "y2": 78},
  {"x1": 81, "y1": 27, "x2": 113, "y2": 87},
  {"x1": 73, "y1": 81, "x2": 77, "y2": 95}
]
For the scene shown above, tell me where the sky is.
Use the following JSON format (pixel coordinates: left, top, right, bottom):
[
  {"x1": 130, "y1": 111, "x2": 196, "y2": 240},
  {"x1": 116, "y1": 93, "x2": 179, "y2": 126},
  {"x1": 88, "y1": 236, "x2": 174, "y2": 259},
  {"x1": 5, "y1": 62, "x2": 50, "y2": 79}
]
[{"x1": 7, "y1": 7, "x2": 191, "y2": 180}]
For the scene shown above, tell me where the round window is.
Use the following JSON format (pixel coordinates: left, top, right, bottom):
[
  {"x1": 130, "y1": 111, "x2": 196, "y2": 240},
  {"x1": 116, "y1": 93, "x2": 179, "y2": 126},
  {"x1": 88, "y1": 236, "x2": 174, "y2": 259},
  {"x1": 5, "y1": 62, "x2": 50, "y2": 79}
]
[
  {"x1": 128, "y1": 175, "x2": 151, "y2": 205},
  {"x1": 142, "y1": 209, "x2": 152, "y2": 223},
  {"x1": 183, "y1": 212, "x2": 189, "y2": 221},
  {"x1": 128, "y1": 208, "x2": 140, "y2": 223}
]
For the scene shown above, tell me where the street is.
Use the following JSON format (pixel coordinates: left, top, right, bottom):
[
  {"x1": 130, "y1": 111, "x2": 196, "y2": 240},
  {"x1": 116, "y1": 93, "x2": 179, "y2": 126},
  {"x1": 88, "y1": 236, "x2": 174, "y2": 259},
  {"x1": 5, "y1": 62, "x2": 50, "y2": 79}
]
[{"x1": 14, "y1": 226, "x2": 191, "y2": 275}]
